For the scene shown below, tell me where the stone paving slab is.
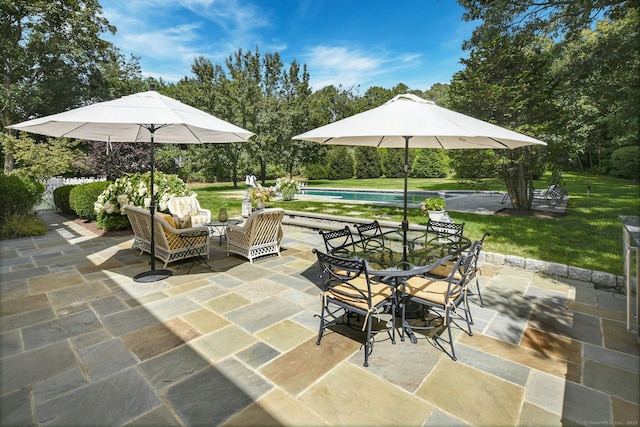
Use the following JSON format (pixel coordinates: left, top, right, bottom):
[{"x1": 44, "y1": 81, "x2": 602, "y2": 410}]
[{"x1": 0, "y1": 211, "x2": 638, "y2": 426}]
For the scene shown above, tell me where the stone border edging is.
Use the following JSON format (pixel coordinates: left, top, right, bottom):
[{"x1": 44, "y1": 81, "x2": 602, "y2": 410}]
[{"x1": 282, "y1": 209, "x2": 623, "y2": 291}]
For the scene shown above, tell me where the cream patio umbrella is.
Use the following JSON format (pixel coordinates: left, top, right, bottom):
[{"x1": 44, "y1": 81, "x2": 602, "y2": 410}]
[
  {"x1": 294, "y1": 93, "x2": 546, "y2": 259},
  {"x1": 8, "y1": 89, "x2": 254, "y2": 282}
]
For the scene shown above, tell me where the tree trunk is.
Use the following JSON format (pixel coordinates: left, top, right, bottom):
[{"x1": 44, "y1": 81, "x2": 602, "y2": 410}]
[
  {"x1": 501, "y1": 162, "x2": 534, "y2": 210},
  {"x1": 4, "y1": 153, "x2": 15, "y2": 174}
]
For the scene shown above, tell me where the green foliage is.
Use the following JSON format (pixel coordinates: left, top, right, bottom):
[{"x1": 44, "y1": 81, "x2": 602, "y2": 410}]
[
  {"x1": 305, "y1": 163, "x2": 329, "y2": 180},
  {"x1": 53, "y1": 185, "x2": 77, "y2": 214},
  {"x1": 0, "y1": 174, "x2": 43, "y2": 220},
  {"x1": 0, "y1": 213, "x2": 47, "y2": 239},
  {"x1": 6, "y1": 134, "x2": 81, "y2": 180},
  {"x1": 96, "y1": 212, "x2": 131, "y2": 231},
  {"x1": 274, "y1": 177, "x2": 300, "y2": 201},
  {"x1": 411, "y1": 149, "x2": 449, "y2": 178},
  {"x1": 1, "y1": 1, "x2": 117, "y2": 125},
  {"x1": 420, "y1": 197, "x2": 446, "y2": 214},
  {"x1": 380, "y1": 148, "x2": 411, "y2": 178},
  {"x1": 95, "y1": 172, "x2": 194, "y2": 216},
  {"x1": 610, "y1": 146, "x2": 640, "y2": 180},
  {"x1": 70, "y1": 181, "x2": 112, "y2": 221},
  {"x1": 326, "y1": 146, "x2": 354, "y2": 179},
  {"x1": 449, "y1": 150, "x2": 500, "y2": 179},
  {"x1": 354, "y1": 147, "x2": 383, "y2": 179}
]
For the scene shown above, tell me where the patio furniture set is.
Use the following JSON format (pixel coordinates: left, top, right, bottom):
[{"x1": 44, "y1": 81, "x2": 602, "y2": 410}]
[
  {"x1": 123, "y1": 196, "x2": 285, "y2": 268},
  {"x1": 314, "y1": 219, "x2": 490, "y2": 366},
  {"x1": 125, "y1": 195, "x2": 489, "y2": 364}
]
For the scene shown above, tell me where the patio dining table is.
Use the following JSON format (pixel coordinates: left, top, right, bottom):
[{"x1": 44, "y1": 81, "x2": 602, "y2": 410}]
[{"x1": 329, "y1": 229, "x2": 472, "y2": 342}]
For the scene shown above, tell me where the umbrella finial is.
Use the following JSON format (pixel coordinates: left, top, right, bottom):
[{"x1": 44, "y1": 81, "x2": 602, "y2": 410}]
[{"x1": 149, "y1": 83, "x2": 155, "y2": 91}]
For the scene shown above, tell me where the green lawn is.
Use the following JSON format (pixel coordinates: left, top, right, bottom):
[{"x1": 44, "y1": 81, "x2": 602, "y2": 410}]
[{"x1": 191, "y1": 173, "x2": 640, "y2": 275}]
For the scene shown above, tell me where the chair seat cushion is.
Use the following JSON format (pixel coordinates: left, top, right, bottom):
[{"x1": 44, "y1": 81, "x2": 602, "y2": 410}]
[
  {"x1": 429, "y1": 263, "x2": 462, "y2": 280},
  {"x1": 327, "y1": 276, "x2": 393, "y2": 310},
  {"x1": 404, "y1": 276, "x2": 460, "y2": 305}
]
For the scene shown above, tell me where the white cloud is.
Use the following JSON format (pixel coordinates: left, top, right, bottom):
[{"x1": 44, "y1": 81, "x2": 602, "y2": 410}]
[
  {"x1": 304, "y1": 45, "x2": 423, "y2": 91},
  {"x1": 100, "y1": 0, "x2": 272, "y2": 81}
]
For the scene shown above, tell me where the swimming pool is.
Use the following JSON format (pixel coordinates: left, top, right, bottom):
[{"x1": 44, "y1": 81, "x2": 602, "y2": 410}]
[{"x1": 299, "y1": 188, "x2": 450, "y2": 205}]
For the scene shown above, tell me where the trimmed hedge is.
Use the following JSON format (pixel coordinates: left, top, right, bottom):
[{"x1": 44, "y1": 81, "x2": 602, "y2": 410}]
[
  {"x1": 69, "y1": 181, "x2": 111, "y2": 221},
  {"x1": 53, "y1": 185, "x2": 77, "y2": 214},
  {"x1": 0, "y1": 174, "x2": 44, "y2": 220}
]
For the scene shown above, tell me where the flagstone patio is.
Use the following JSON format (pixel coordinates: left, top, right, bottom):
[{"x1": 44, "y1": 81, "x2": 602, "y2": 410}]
[{"x1": 0, "y1": 211, "x2": 638, "y2": 426}]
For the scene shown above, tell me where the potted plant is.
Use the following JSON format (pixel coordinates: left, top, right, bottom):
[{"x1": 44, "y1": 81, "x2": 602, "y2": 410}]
[
  {"x1": 274, "y1": 177, "x2": 300, "y2": 201},
  {"x1": 420, "y1": 197, "x2": 446, "y2": 220},
  {"x1": 249, "y1": 183, "x2": 275, "y2": 209}
]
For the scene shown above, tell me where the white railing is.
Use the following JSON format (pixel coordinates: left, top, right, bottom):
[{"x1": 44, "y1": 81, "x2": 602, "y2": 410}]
[{"x1": 36, "y1": 176, "x2": 106, "y2": 211}]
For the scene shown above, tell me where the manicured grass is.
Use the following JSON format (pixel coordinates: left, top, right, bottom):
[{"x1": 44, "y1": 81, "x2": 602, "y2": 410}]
[{"x1": 191, "y1": 173, "x2": 639, "y2": 275}]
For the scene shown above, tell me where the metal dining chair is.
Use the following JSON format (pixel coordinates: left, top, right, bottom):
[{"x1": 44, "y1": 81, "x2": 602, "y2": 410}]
[
  {"x1": 398, "y1": 247, "x2": 478, "y2": 361},
  {"x1": 355, "y1": 220, "x2": 386, "y2": 251},
  {"x1": 313, "y1": 249, "x2": 396, "y2": 367},
  {"x1": 319, "y1": 226, "x2": 355, "y2": 253}
]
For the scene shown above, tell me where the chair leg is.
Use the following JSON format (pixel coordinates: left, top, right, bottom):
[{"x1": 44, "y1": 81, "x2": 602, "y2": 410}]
[
  {"x1": 445, "y1": 309, "x2": 457, "y2": 361},
  {"x1": 316, "y1": 303, "x2": 327, "y2": 345},
  {"x1": 475, "y1": 277, "x2": 484, "y2": 307},
  {"x1": 363, "y1": 313, "x2": 373, "y2": 367}
]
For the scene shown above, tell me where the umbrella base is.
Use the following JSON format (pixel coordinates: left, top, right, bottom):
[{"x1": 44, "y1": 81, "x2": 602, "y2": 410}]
[{"x1": 134, "y1": 269, "x2": 172, "y2": 283}]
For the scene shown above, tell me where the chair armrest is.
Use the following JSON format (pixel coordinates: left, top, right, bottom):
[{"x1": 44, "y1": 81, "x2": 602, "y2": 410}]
[
  {"x1": 198, "y1": 207, "x2": 212, "y2": 218},
  {"x1": 227, "y1": 222, "x2": 247, "y2": 233}
]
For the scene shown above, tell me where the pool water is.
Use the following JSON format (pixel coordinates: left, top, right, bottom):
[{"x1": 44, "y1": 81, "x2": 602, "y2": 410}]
[{"x1": 299, "y1": 189, "x2": 449, "y2": 205}]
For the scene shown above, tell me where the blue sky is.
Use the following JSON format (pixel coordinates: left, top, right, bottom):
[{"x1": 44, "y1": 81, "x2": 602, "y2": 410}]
[{"x1": 100, "y1": 0, "x2": 477, "y2": 92}]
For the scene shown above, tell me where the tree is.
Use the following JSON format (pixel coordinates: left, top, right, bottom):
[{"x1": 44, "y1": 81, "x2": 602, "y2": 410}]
[
  {"x1": 0, "y1": 133, "x2": 81, "y2": 180},
  {"x1": 327, "y1": 146, "x2": 354, "y2": 179},
  {"x1": 458, "y1": 0, "x2": 628, "y2": 46},
  {"x1": 411, "y1": 149, "x2": 449, "y2": 178},
  {"x1": 449, "y1": 33, "x2": 555, "y2": 208},
  {"x1": 1, "y1": 0, "x2": 122, "y2": 173},
  {"x1": 354, "y1": 146, "x2": 383, "y2": 178},
  {"x1": 456, "y1": 0, "x2": 638, "y2": 178}
]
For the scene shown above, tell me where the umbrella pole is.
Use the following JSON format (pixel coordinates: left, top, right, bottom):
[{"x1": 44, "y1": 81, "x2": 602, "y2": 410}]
[
  {"x1": 402, "y1": 136, "x2": 411, "y2": 263},
  {"x1": 134, "y1": 125, "x2": 172, "y2": 283}
]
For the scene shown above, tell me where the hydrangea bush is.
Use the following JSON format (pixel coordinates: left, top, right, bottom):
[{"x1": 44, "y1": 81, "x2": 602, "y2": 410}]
[
  {"x1": 274, "y1": 177, "x2": 301, "y2": 201},
  {"x1": 249, "y1": 183, "x2": 276, "y2": 204},
  {"x1": 95, "y1": 172, "x2": 194, "y2": 216}
]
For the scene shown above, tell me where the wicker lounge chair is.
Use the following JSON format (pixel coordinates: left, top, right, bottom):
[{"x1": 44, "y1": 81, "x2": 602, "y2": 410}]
[
  {"x1": 226, "y1": 208, "x2": 284, "y2": 263},
  {"x1": 124, "y1": 205, "x2": 210, "y2": 268}
]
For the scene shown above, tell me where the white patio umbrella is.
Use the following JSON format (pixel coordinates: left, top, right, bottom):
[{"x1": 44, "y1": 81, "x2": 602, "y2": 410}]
[
  {"x1": 294, "y1": 93, "x2": 546, "y2": 259},
  {"x1": 8, "y1": 89, "x2": 254, "y2": 282}
]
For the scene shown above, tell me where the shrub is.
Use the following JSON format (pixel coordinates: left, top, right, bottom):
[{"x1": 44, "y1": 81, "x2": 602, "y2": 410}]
[
  {"x1": 96, "y1": 212, "x2": 132, "y2": 231},
  {"x1": 610, "y1": 146, "x2": 640, "y2": 180},
  {"x1": 274, "y1": 177, "x2": 300, "y2": 201},
  {"x1": 449, "y1": 150, "x2": 499, "y2": 179},
  {"x1": 0, "y1": 213, "x2": 47, "y2": 239},
  {"x1": 327, "y1": 146, "x2": 354, "y2": 179},
  {"x1": 0, "y1": 174, "x2": 43, "y2": 220},
  {"x1": 70, "y1": 181, "x2": 111, "y2": 221},
  {"x1": 305, "y1": 163, "x2": 329, "y2": 180},
  {"x1": 412, "y1": 149, "x2": 449, "y2": 178},
  {"x1": 354, "y1": 147, "x2": 383, "y2": 179},
  {"x1": 53, "y1": 185, "x2": 77, "y2": 214}
]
